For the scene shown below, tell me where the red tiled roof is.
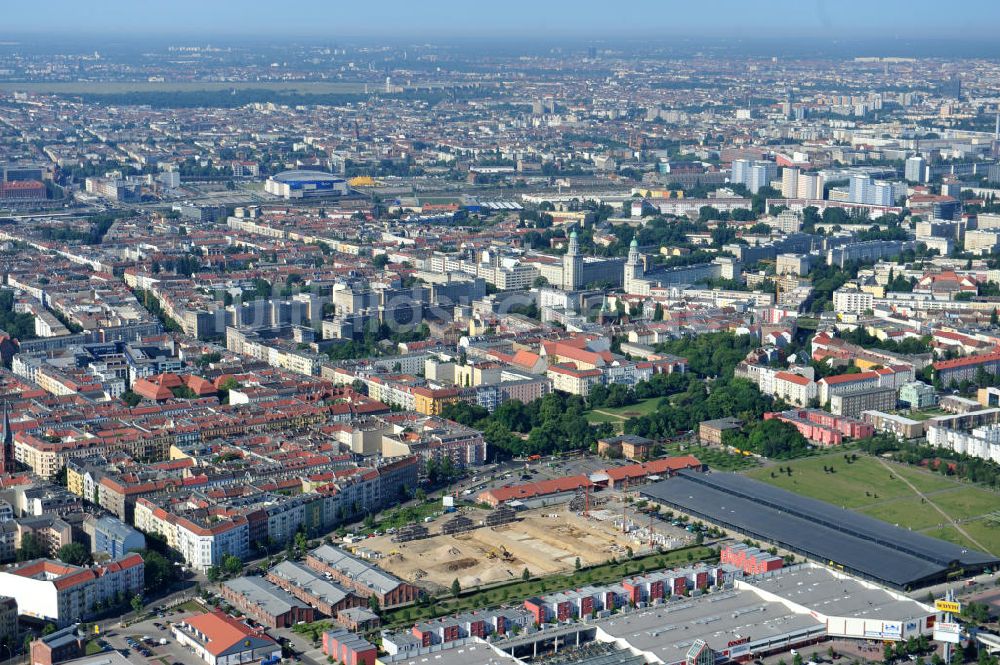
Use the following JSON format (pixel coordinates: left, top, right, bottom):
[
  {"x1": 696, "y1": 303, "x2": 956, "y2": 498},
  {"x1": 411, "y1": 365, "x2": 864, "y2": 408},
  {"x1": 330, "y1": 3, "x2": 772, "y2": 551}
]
[
  {"x1": 820, "y1": 371, "x2": 879, "y2": 385},
  {"x1": 511, "y1": 350, "x2": 543, "y2": 370},
  {"x1": 547, "y1": 363, "x2": 602, "y2": 378},
  {"x1": 132, "y1": 378, "x2": 172, "y2": 401},
  {"x1": 480, "y1": 475, "x2": 592, "y2": 504},
  {"x1": 184, "y1": 375, "x2": 217, "y2": 396},
  {"x1": 183, "y1": 611, "x2": 274, "y2": 656},
  {"x1": 604, "y1": 456, "x2": 702, "y2": 481},
  {"x1": 775, "y1": 371, "x2": 812, "y2": 386},
  {"x1": 0, "y1": 180, "x2": 44, "y2": 191},
  {"x1": 933, "y1": 350, "x2": 1000, "y2": 371},
  {"x1": 53, "y1": 569, "x2": 95, "y2": 591}
]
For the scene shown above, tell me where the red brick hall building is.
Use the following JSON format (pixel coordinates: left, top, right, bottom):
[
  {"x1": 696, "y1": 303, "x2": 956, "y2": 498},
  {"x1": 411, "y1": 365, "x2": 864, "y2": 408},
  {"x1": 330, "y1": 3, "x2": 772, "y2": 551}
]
[
  {"x1": 30, "y1": 625, "x2": 83, "y2": 665},
  {"x1": 220, "y1": 576, "x2": 315, "y2": 628},
  {"x1": 0, "y1": 180, "x2": 46, "y2": 201},
  {"x1": 322, "y1": 629, "x2": 377, "y2": 665},
  {"x1": 720, "y1": 543, "x2": 784, "y2": 575},
  {"x1": 305, "y1": 544, "x2": 420, "y2": 609}
]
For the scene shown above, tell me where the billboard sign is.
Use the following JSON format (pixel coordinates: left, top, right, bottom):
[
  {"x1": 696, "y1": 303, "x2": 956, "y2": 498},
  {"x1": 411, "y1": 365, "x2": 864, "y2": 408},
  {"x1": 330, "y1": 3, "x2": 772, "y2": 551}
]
[
  {"x1": 933, "y1": 622, "x2": 961, "y2": 644},
  {"x1": 935, "y1": 600, "x2": 961, "y2": 614},
  {"x1": 864, "y1": 621, "x2": 903, "y2": 640},
  {"x1": 885, "y1": 622, "x2": 903, "y2": 640}
]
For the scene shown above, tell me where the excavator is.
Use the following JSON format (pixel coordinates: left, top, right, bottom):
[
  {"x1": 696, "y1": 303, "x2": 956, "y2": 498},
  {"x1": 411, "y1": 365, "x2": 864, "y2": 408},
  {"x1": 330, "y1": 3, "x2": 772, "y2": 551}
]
[{"x1": 485, "y1": 545, "x2": 514, "y2": 562}]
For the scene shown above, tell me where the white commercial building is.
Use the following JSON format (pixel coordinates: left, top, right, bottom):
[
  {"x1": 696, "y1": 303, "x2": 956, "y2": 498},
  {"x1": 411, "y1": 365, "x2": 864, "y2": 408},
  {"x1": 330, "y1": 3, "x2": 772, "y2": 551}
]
[
  {"x1": 172, "y1": 611, "x2": 280, "y2": 665},
  {"x1": 264, "y1": 170, "x2": 348, "y2": 199}
]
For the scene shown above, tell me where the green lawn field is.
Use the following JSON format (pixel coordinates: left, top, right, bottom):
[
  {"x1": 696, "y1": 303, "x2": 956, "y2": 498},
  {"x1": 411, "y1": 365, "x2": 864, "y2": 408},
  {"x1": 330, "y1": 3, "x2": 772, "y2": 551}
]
[
  {"x1": 586, "y1": 397, "x2": 665, "y2": 421},
  {"x1": 884, "y1": 462, "x2": 960, "y2": 493},
  {"x1": 746, "y1": 454, "x2": 915, "y2": 508},
  {"x1": 918, "y1": 520, "x2": 1000, "y2": 557},
  {"x1": 746, "y1": 453, "x2": 1000, "y2": 555},
  {"x1": 585, "y1": 397, "x2": 666, "y2": 431},
  {"x1": 920, "y1": 526, "x2": 976, "y2": 550},
  {"x1": 857, "y1": 498, "x2": 950, "y2": 531},
  {"x1": 958, "y1": 519, "x2": 1000, "y2": 555},
  {"x1": 929, "y1": 488, "x2": 1000, "y2": 519}
]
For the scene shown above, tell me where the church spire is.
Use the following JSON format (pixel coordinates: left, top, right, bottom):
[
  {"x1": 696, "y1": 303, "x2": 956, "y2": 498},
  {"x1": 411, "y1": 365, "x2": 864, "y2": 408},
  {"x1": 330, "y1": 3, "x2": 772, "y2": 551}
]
[
  {"x1": 2, "y1": 402, "x2": 9, "y2": 446},
  {"x1": 627, "y1": 237, "x2": 640, "y2": 265}
]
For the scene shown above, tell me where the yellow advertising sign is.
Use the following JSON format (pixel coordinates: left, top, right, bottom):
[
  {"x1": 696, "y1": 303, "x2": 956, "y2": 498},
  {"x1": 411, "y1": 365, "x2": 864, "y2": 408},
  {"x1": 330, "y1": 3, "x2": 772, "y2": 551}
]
[{"x1": 935, "y1": 600, "x2": 961, "y2": 614}]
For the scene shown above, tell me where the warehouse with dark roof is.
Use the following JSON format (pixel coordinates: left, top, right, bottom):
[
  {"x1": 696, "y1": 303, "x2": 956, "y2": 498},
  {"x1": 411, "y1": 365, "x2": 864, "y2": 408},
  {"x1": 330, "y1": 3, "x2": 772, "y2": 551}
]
[{"x1": 641, "y1": 471, "x2": 999, "y2": 590}]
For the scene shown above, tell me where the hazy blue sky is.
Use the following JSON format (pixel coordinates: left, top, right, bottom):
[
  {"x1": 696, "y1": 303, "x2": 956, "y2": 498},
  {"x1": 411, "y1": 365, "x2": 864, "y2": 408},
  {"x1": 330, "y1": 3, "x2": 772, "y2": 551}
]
[{"x1": 1, "y1": 0, "x2": 996, "y2": 39}]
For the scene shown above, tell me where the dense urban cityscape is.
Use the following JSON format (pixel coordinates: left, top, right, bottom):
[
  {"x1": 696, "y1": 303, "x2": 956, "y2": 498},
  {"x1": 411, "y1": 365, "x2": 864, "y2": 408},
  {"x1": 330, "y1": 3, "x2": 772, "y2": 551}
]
[{"x1": 0, "y1": 3, "x2": 999, "y2": 665}]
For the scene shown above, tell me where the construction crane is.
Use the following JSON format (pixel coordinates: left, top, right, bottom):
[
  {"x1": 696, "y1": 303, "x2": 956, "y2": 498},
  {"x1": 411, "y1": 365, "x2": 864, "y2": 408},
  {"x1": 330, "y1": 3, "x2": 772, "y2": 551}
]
[
  {"x1": 648, "y1": 510, "x2": 655, "y2": 549},
  {"x1": 621, "y1": 477, "x2": 629, "y2": 534}
]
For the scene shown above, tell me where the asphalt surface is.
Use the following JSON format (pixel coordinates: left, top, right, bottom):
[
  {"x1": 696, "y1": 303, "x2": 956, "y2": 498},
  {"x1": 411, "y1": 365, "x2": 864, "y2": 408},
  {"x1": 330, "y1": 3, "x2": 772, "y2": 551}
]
[{"x1": 100, "y1": 609, "x2": 192, "y2": 665}]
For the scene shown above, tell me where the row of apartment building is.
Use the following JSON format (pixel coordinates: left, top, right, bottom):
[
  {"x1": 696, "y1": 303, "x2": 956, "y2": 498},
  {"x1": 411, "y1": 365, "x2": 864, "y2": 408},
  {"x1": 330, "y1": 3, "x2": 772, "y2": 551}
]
[
  {"x1": 381, "y1": 560, "x2": 738, "y2": 656},
  {"x1": 0, "y1": 554, "x2": 144, "y2": 626},
  {"x1": 132, "y1": 457, "x2": 418, "y2": 572},
  {"x1": 14, "y1": 397, "x2": 358, "y2": 480}
]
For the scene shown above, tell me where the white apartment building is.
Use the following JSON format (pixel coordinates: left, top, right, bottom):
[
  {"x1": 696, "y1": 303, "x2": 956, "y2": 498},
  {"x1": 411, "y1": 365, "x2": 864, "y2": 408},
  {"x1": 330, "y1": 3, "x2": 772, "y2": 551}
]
[
  {"x1": 965, "y1": 230, "x2": 1000, "y2": 255},
  {"x1": 772, "y1": 210, "x2": 802, "y2": 233},
  {"x1": 735, "y1": 363, "x2": 777, "y2": 395},
  {"x1": 494, "y1": 263, "x2": 539, "y2": 291},
  {"x1": 796, "y1": 173, "x2": 824, "y2": 200},
  {"x1": 832, "y1": 288, "x2": 874, "y2": 314},
  {"x1": 977, "y1": 213, "x2": 1000, "y2": 230},
  {"x1": 546, "y1": 364, "x2": 603, "y2": 397},
  {"x1": 781, "y1": 168, "x2": 799, "y2": 198},
  {"x1": 137, "y1": 507, "x2": 252, "y2": 574},
  {"x1": 927, "y1": 423, "x2": 1000, "y2": 464},
  {"x1": 773, "y1": 371, "x2": 818, "y2": 407},
  {"x1": 0, "y1": 555, "x2": 144, "y2": 625},
  {"x1": 174, "y1": 517, "x2": 250, "y2": 573}
]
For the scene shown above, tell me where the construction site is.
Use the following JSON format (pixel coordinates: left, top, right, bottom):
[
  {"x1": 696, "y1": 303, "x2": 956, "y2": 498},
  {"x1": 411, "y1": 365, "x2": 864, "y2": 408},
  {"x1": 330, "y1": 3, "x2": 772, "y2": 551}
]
[{"x1": 352, "y1": 490, "x2": 695, "y2": 595}]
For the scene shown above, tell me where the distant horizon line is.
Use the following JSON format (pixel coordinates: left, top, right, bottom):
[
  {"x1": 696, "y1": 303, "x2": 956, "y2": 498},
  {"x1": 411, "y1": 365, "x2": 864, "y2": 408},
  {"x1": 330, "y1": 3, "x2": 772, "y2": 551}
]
[{"x1": 0, "y1": 31, "x2": 997, "y2": 44}]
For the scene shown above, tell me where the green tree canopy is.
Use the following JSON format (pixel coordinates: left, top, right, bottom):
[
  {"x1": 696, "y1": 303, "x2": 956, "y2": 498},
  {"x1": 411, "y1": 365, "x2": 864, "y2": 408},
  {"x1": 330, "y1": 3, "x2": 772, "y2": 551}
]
[{"x1": 56, "y1": 542, "x2": 90, "y2": 566}]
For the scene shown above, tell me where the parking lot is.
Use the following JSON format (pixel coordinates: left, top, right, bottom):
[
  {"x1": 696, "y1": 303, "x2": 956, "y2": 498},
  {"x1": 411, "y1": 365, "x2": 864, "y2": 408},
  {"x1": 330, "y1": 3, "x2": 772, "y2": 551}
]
[
  {"x1": 96, "y1": 602, "x2": 209, "y2": 665},
  {"x1": 272, "y1": 626, "x2": 326, "y2": 665}
]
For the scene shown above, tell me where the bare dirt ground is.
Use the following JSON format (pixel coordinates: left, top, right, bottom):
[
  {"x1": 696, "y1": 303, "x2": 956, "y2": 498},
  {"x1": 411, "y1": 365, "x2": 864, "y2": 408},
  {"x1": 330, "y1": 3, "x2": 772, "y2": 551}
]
[{"x1": 355, "y1": 504, "x2": 642, "y2": 594}]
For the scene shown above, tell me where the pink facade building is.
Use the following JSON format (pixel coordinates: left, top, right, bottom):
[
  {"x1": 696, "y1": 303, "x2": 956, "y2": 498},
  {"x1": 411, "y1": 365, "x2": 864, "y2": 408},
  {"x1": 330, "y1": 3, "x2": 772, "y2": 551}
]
[{"x1": 765, "y1": 409, "x2": 874, "y2": 445}]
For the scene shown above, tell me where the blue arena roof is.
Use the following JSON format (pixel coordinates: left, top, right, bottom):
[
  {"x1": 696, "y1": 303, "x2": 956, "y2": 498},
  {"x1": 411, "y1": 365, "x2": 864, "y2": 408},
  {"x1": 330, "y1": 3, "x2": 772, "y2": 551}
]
[{"x1": 271, "y1": 170, "x2": 344, "y2": 183}]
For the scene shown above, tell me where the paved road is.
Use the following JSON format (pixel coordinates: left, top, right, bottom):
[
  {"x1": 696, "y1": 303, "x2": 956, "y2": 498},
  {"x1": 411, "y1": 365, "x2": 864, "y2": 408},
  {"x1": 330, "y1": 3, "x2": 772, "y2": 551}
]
[
  {"x1": 907, "y1": 569, "x2": 1000, "y2": 603},
  {"x1": 272, "y1": 626, "x2": 325, "y2": 665}
]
